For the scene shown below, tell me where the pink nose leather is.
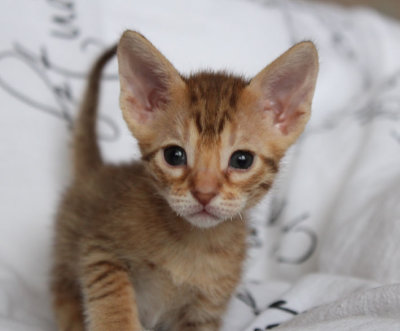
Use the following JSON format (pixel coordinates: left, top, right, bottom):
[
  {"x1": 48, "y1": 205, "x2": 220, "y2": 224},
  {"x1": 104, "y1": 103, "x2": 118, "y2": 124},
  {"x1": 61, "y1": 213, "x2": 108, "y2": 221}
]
[
  {"x1": 192, "y1": 191, "x2": 217, "y2": 206},
  {"x1": 191, "y1": 167, "x2": 220, "y2": 206}
]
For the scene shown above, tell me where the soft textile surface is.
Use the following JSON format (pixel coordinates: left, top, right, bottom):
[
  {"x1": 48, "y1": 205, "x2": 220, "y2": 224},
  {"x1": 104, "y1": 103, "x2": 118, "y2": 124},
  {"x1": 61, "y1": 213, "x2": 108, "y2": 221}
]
[{"x1": 1, "y1": 0, "x2": 400, "y2": 330}]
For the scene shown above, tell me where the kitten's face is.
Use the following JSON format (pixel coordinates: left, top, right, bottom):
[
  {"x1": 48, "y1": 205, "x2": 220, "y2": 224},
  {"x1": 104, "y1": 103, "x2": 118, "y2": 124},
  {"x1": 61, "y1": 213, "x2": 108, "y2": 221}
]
[
  {"x1": 117, "y1": 31, "x2": 318, "y2": 228},
  {"x1": 141, "y1": 73, "x2": 282, "y2": 228}
]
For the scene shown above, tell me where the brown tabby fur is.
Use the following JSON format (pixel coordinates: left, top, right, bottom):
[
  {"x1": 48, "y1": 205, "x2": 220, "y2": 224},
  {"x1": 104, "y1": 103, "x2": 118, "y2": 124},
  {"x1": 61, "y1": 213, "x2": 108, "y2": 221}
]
[{"x1": 51, "y1": 31, "x2": 318, "y2": 331}]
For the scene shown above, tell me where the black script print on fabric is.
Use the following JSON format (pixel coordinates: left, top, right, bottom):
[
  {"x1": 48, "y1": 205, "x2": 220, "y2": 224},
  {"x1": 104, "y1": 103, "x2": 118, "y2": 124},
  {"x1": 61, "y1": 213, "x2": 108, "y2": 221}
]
[
  {"x1": 48, "y1": 0, "x2": 80, "y2": 39},
  {"x1": 0, "y1": 0, "x2": 120, "y2": 141},
  {"x1": 253, "y1": 300, "x2": 299, "y2": 330},
  {"x1": 0, "y1": 43, "x2": 119, "y2": 141},
  {"x1": 236, "y1": 287, "x2": 261, "y2": 316},
  {"x1": 268, "y1": 199, "x2": 318, "y2": 265}
]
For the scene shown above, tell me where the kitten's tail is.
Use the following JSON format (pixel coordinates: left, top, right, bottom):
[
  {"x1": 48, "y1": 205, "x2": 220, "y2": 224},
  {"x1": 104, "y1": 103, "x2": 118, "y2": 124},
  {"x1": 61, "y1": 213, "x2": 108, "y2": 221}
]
[{"x1": 74, "y1": 45, "x2": 117, "y2": 178}]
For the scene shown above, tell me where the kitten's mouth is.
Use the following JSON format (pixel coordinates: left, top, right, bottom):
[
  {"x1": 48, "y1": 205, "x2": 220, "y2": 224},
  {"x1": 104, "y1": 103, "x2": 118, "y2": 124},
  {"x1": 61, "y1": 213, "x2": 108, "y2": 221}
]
[
  {"x1": 188, "y1": 207, "x2": 218, "y2": 218},
  {"x1": 185, "y1": 208, "x2": 222, "y2": 228}
]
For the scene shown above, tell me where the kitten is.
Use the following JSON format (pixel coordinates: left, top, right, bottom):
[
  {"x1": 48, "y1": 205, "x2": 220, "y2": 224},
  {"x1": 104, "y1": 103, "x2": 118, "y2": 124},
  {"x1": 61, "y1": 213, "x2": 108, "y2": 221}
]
[{"x1": 51, "y1": 31, "x2": 318, "y2": 331}]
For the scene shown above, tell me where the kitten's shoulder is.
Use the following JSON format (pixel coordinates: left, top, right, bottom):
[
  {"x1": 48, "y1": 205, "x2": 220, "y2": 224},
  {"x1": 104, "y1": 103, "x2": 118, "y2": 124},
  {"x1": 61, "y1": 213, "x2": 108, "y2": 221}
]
[{"x1": 55, "y1": 161, "x2": 155, "y2": 228}]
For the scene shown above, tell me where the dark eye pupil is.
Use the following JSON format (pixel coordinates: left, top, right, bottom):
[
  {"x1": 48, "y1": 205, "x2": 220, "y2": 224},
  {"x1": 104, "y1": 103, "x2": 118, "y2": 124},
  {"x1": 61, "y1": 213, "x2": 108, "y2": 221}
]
[
  {"x1": 164, "y1": 146, "x2": 187, "y2": 166},
  {"x1": 229, "y1": 151, "x2": 254, "y2": 170}
]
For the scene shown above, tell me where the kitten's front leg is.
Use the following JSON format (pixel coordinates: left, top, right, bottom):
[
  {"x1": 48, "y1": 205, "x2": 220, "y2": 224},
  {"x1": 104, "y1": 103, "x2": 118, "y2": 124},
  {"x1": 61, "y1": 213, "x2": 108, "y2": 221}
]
[{"x1": 80, "y1": 247, "x2": 142, "y2": 331}]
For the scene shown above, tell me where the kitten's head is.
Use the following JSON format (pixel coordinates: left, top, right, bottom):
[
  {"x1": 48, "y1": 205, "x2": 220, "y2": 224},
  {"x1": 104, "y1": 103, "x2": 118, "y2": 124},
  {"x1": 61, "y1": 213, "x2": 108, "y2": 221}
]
[{"x1": 117, "y1": 31, "x2": 318, "y2": 228}]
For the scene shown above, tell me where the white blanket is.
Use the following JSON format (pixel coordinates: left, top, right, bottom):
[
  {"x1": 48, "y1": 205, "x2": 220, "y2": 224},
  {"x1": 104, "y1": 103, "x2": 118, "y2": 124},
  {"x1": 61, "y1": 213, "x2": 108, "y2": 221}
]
[{"x1": 1, "y1": 0, "x2": 400, "y2": 330}]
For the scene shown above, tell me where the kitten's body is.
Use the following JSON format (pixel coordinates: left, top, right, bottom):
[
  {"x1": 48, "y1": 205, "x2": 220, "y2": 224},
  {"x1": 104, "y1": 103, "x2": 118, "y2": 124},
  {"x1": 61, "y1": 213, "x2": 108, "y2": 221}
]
[
  {"x1": 51, "y1": 32, "x2": 318, "y2": 331},
  {"x1": 54, "y1": 163, "x2": 246, "y2": 330}
]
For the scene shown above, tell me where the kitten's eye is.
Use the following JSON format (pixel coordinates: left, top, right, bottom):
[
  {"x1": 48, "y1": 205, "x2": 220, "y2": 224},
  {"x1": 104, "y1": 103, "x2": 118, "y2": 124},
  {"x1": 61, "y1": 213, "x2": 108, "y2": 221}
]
[
  {"x1": 164, "y1": 146, "x2": 187, "y2": 166},
  {"x1": 229, "y1": 150, "x2": 254, "y2": 170}
]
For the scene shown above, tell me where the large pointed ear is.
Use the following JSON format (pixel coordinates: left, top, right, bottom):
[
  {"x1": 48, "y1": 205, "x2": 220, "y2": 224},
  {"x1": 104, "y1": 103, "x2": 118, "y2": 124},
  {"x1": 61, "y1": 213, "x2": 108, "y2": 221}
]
[
  {"x1": 249, "y1": 41, "x2": 319, "y2": 143},
  {"x1": 117, "y1": 30, "x2": 185, "y2": 137}
]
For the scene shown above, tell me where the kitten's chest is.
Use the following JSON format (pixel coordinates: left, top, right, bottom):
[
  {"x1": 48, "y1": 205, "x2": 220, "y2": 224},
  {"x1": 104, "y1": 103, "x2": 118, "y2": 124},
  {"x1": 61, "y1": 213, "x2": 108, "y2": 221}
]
[
  {"x1": 131, "y1": 241, "x2": 245, "y2": 329},
  {"x1": 131, "y1": 264, "x2": 181, "y2": 329}
]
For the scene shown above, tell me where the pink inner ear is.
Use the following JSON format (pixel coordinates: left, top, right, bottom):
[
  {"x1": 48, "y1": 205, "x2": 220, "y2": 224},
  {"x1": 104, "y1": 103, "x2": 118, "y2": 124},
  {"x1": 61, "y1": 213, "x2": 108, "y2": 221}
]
[
  {"x1": 253, "y1": 42, "x2": 318, "y2": 136},
  {"x1": 273, "y1": 107, "x2": 305, "y2": 135},
  {"x1": 260, "y1": 68, "x2": 316, "y2": 135},
  {"x1": 117, "y1": 32, "x2": 180, "y2": 127},
  {"x1": 267, "y1": 86, "x2": 310, "y2": 135},
  {"x1": 121, "y1": 61, "x2": 169, "y2": 111},
  {"x1": 125, "y1": 95, "x2": 153, "y2": 123},
  {"x1": 148, "y1": 87, "x2": 168, "y2": 110}
]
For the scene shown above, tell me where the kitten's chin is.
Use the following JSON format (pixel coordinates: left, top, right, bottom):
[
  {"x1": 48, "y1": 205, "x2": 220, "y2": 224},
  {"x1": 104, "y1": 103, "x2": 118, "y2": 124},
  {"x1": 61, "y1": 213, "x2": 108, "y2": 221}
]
[{"x1": 184, "y1": 211, "x2": 224, "y2": 229}]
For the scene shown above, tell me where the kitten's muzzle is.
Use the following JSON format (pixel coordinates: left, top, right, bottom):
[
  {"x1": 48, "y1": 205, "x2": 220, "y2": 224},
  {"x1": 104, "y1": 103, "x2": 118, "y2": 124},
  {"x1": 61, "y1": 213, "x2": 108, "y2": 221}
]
[{"x1": 191, "y1": 190, "x2": 217, "y2": 206}]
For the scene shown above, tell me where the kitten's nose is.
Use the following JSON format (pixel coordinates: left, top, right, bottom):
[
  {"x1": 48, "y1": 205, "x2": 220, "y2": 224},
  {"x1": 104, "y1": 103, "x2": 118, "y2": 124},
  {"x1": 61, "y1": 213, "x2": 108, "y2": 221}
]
[
  {"x1": 191, "y1": 168, "x2": 220, "y2": 206},
  {"x1": 192, "y1": 191, "x2": 217, "y2": 206}
]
